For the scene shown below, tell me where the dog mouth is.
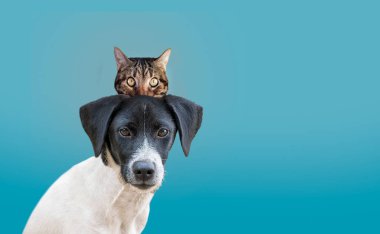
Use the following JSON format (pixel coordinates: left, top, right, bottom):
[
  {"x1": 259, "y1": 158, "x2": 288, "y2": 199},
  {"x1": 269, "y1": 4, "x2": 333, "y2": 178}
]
[
  {"x1": 122, "y1": 175, "x2": 160, "y2": 191},
  {"x1": 131, "y1": 183, "x2": 155, "y2": 190}
]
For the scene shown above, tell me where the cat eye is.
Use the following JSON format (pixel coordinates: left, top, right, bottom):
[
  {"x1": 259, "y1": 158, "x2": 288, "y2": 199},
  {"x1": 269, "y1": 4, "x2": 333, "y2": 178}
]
[
  {"x1": 127, "y1": 77, "x2": 136, "y2": 87},
  {"x1": 149, "y1": 78, "x2": 159, "y2": 87},
  {"x1": 119, "y1": 127, "x2": 132, "y2": 137},
  {"x1": 157, "y1": 128, "x2": 169, "y2": 138}
]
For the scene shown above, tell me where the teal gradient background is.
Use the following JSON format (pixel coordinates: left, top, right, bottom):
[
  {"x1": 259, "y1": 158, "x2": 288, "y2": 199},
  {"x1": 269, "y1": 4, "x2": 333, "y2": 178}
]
[{"x1": 1, "y1": 1, "x2": 379, "y2": 233}]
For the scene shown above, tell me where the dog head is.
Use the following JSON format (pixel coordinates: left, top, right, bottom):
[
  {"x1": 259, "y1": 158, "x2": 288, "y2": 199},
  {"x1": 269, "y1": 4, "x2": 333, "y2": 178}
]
[{"x1": 80, "y1": 95, "x2": 202, "y2": 192}]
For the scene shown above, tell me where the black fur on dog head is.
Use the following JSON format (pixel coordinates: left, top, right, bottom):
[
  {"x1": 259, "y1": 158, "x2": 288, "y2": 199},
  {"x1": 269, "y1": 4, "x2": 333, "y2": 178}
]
[{"x1": 79, "y1": 95, "x2": 203, "y2": 168}]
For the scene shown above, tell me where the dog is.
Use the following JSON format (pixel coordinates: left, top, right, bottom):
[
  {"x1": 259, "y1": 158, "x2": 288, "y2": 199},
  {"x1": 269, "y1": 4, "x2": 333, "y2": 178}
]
[{"x1": 24, "y1": 95, "x2": 203, "y2": 234}]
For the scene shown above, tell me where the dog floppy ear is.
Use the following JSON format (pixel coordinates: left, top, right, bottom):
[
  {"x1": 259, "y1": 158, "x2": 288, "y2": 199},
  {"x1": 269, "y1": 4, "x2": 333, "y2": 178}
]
[
  {"x1": 165, "y1": 95, "x2": 203, "y2": 156},
  {"x1": 80, "y1": 95, "x2": 124, "y2": 157}
]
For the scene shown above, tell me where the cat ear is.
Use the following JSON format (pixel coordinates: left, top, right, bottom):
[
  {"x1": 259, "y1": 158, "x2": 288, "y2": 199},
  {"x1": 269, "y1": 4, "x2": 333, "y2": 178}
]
[
  {"x1": 114, "y1": 47, "x2": 133, "y2": 70},
  {"x1": 155, "y1": 48, "x2": 171, "y2": 69}
]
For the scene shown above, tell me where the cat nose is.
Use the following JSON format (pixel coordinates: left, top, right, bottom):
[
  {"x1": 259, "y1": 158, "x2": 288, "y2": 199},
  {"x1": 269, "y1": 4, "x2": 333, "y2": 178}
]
[{"x1": 138, "y1": 87, "x2": 149, "y2": 96}]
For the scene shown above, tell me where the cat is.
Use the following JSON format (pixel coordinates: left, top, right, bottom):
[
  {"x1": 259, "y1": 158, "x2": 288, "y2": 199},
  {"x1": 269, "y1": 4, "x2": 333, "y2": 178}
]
[{"x1": 114, "y1": 47, "x2": 171, "y2": 97}]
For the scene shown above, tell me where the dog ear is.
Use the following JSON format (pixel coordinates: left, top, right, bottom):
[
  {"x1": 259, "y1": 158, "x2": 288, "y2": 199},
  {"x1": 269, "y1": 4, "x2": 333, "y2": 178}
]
[
  {"x1": 165, "y1": 95, "x2": 203, "y2": 156},
  {"x1": 80, "y1": 95, "x2": 124, "y2": 157}
]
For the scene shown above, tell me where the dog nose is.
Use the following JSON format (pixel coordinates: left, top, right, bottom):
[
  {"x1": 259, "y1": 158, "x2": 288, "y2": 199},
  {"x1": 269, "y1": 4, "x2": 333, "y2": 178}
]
[{"x1": 132, "y1": 161, "x2": 155, "y2": 182}]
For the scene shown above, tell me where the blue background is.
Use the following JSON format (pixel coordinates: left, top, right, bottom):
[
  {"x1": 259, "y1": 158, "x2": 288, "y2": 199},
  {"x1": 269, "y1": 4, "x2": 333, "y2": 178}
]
[{"x1": 1, "y1": 1, "x2": 379, "y2": 233}]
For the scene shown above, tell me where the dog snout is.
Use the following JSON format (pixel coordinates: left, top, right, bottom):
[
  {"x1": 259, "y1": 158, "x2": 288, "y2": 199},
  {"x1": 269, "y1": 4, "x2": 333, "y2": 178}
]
[{"x1": 132, "y1": 161, "x2": 155, "y2": 182}]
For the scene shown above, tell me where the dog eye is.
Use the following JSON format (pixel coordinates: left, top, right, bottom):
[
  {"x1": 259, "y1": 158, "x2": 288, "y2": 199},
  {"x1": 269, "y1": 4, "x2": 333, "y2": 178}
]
[
  {"x1": 149, "y1": 78, "x2": 159, "y2": 87},
  {"x1": 126, "y1": 77, "x2": 135, "y2": 87},
  {"x1": 157, "y1": 128, "x2": 169, "y2": 137},
  {"x1": 119, "y1": 127, "x2": 132, "y2": 137}
]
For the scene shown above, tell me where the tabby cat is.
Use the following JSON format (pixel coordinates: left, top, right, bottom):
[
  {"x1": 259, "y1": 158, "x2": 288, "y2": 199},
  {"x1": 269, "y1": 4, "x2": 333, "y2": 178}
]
[{"x1": 114, "y1": 47, "x2": 171, "y2": 97}]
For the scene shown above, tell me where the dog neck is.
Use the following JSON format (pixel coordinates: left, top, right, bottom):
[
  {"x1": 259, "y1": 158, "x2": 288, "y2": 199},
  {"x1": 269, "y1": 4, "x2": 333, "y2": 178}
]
[{"x1": 94, "y1": 150, "x2": 154, "y2": 233}]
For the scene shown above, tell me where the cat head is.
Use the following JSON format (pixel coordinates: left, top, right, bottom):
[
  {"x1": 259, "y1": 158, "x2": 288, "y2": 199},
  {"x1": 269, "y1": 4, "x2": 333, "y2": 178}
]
[{"x1": 114, "y1": 47, "x2": 171, "y2": 97}]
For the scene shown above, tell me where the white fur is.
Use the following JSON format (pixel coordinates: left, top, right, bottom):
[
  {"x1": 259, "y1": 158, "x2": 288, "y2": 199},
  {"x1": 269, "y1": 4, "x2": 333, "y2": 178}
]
[{"x1": 23, "y1": 150, "x2": 160, "y2": 234}]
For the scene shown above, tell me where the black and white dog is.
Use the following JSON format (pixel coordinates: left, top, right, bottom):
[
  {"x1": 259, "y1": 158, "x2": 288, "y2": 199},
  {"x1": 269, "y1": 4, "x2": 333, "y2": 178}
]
[{"x1": 24, "y1": 95, "x2": 203, "y2": 234}]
